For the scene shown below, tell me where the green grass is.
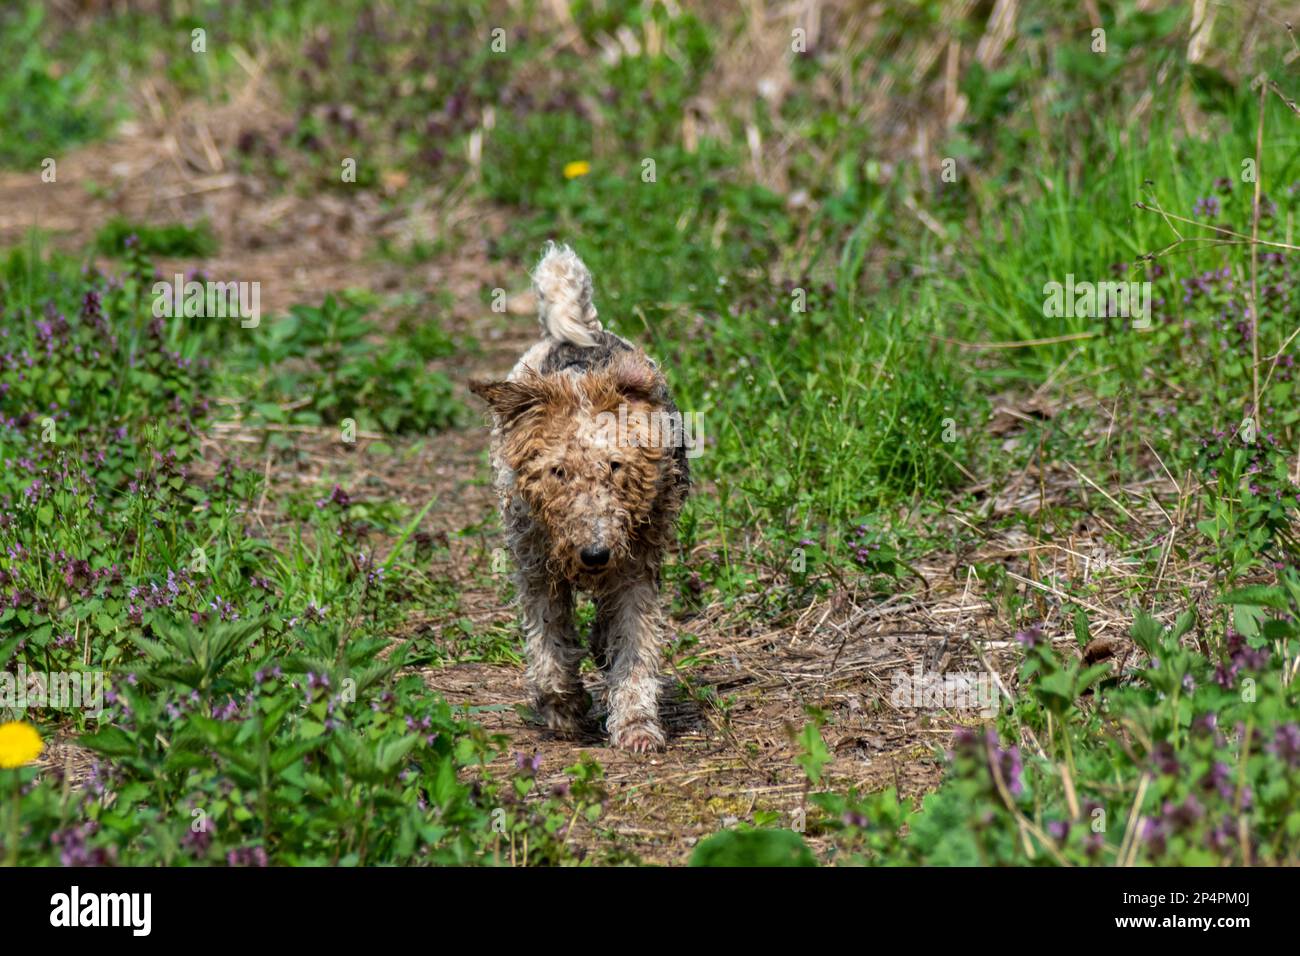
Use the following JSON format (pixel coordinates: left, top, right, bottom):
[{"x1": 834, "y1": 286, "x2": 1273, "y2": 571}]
[
  {"x1": 0, "y1": 5, "x2": 110, "y2": 168},
  {"x1": 227, "y1": 293, "x2": 465, "y2": 434},
  {"x1": 95, "y1": 217, "x2": 218, "y2": 258}
]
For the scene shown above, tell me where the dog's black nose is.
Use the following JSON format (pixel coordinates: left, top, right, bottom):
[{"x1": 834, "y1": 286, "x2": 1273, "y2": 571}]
[{"x1": 579, "y1": 546, "x2": 611, "y2": 568}]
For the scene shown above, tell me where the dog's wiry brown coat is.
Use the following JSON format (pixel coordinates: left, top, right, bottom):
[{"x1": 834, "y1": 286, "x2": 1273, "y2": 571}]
[{"x1": 470, "y1": 244, "x2": 689, "y2": 752}]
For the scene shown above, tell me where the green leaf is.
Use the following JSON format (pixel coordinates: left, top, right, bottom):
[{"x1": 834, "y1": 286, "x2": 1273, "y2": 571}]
[
  {"x1": 1073, "y1": 608, "x2": 1091, "y2": 645},
  {"x1": 1169, "y1": 608, "x2": 1197, "y2": 641},
  {"x1": 1219, "y1": 585, "x2": 1289, "y2": 610},
  {"x1": 690, "y1": 829, "x2": 817, "y2": 867},
  {"x1": 1233, "y1": 604, "x2": 1265, "y2": 639},
  {"x1": 81, "y1": 726, "x2": 137, "y2": 757},
  {"x1": 271, "y1": 737, "x2": 326, "y2": 774},
  {"x1": 1130, "y1": 612, "x2": 1166, "y2": 655},
  {"x1": 430, "y1": 756, "x2": 458, "y2": 809},
  {"x1": 382, "y1": 495, "x2": 438, "y2": 572},
  {"x1": 795, "y1": 722, "x2": 831, "y2": 785},
  {"x1": 374, "y1": 733, "x2": 420, "y2": 774}
]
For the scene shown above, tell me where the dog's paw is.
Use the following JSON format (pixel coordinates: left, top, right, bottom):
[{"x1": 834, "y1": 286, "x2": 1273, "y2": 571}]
[
  {"x1": 534, "y1": 692, "x2": 591, "y2": 736},
  {"x1": 610, "y1": 720, "x2": 665, "y2": 754}
]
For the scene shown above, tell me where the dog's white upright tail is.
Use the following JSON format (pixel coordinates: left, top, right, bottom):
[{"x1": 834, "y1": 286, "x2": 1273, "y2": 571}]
[{"x1": 531, "y1": 242, "x2": 603, "y2": 347}]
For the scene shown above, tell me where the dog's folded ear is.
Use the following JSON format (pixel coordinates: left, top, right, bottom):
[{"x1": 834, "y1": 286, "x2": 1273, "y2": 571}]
[
  {"x1": 605, "y1": 350, "x2": 667, "y2": 406},
  {"x1": 468, "y1": 378, "x2": 544, "y2": 425}
]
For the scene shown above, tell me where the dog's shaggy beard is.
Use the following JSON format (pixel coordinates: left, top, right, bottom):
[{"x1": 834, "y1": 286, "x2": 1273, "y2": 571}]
[{"x1": 501, "y1": 394, "x2": 668, "y2": 586}]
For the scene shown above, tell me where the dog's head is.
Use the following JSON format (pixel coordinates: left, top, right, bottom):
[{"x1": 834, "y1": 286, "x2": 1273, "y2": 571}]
[{"x1": 470, "y1": 352, "x2": 681, "y2": 583}]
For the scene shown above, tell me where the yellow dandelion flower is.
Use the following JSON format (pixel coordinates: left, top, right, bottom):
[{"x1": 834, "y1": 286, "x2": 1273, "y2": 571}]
[
  {"x1": 0, "y1": 721, "x2": 43, "y2": 769},
  {"x1": 563, "y1": 160, "x2": 591, "y2": 180}
]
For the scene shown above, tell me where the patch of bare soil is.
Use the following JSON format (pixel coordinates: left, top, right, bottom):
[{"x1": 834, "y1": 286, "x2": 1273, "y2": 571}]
[{"x1": 0, "y1": 69, "x2": 505, "y2": 315}]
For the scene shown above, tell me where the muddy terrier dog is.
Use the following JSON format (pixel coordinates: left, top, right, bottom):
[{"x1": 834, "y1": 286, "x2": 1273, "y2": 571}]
[{"x1": 470, "y1": 243, "x2": 690, "y2": 752}]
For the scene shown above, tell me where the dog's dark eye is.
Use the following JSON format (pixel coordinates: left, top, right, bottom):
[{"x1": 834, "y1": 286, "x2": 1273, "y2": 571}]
[
  {"x1": 551, "y1": 466, "x2": 565, "y2": 480},
  {"x1": 609, "y1": 461, "x2": 622, "y2": 474}
]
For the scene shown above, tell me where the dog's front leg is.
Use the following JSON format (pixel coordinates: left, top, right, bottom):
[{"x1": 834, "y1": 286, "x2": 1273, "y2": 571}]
[
  {"x1": 600, "y1": 578, "x2": 666, "y2": 753},
  {"x1": 518, "y1": 571, "x2": 588, "y2": 734}
]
